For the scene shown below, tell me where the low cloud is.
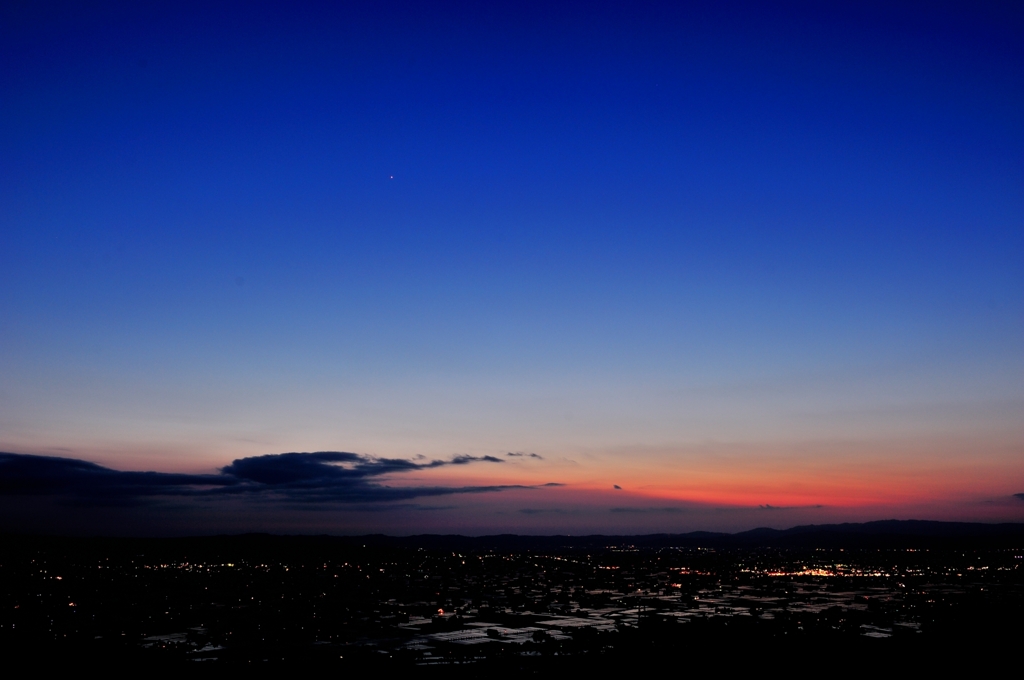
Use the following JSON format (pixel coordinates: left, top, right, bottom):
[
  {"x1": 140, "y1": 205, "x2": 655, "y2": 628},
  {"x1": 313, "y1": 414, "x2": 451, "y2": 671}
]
[
  {"x1": 610, "y1": 507, "x2": 686, "y2": 514},
  {"x1": 1014, "y1": 493, "x2": 1024, "y2": 502},
  {"x1": 506, "y1": 452, "x2": 543, "y2": 459},
  {"x1": 0, "y1": 453, "x2": 233, "y2": 507},
  {"x1": 518, "y1": 508, "x2": 570, "y2": 515},
  {"x1": 758, "y1": 504, "x2": 825, "y2": 510},
  {"x1": 0, "y1": 451, "x2": 554, "y2": 508}
]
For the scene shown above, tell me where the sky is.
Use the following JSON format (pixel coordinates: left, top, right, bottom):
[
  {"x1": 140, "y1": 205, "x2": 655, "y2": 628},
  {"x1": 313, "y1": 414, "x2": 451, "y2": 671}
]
[{"x1": 1, "y1": 1, "x2": 1022, "y2": 535}]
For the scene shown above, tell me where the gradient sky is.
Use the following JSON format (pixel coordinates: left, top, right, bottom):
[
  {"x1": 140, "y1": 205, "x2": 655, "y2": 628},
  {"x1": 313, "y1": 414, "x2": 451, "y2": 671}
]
[{"x1": 1, "y1": 1, "x2": 1022, "y2": 535}]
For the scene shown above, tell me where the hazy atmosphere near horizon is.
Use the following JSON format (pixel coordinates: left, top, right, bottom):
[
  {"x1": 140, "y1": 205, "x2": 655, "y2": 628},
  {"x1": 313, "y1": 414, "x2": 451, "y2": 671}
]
[{"x1": 2, "y1": 1, "x2": 1022, "y2": 536}]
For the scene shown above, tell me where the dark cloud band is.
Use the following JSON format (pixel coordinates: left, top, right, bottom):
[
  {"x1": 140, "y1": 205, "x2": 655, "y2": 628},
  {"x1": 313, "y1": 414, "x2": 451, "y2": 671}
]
[{"x1": 0, "y1": 451, "x2": 554, "y2": 507}]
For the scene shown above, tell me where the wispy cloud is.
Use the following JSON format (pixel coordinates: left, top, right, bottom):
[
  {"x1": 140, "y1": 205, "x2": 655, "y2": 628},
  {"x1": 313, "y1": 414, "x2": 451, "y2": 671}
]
[
  {"x1": 518, "y1": 508, "x2": 571, "y2": 515},
  {"x1": 506, "y1": 452, "x2": 543, "y2": 459},
  {"x1": 0, "y1": 451, "x2": 555, "y2": 508},
  {"x1": 758, "y1": 504, "x2": 825, "y2": 510}
]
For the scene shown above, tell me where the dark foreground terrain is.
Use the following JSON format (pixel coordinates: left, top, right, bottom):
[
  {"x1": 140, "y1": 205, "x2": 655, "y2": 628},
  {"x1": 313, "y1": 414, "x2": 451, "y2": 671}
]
[{"x1": 2, "y1": 521, "x2": 1022, "y2": 674}]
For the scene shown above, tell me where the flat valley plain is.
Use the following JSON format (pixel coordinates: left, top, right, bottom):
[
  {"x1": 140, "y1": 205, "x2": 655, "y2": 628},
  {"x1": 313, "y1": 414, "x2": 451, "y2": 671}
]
[{"x1": 3, "y1": 523, "x2": 1022, "y2": 673}]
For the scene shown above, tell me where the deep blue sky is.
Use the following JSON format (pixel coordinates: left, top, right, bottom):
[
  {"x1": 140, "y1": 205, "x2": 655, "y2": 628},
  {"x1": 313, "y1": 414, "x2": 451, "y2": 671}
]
[{"x1": 1, "y1": 1, "x2": 1022, "y2": 533}]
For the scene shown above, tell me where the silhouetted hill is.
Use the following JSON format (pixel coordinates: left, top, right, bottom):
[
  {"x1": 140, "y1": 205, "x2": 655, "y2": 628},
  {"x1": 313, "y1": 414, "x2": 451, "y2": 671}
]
[
  {"x1": 353, "y1": 521, "x2": 1024, "y2": 549},
  {"x1": 4, "y1": 520, "x2": 1024, "y2": 555},
  {"x1": 724, "y1": 520, "x2": 1024, "y2": 548}
]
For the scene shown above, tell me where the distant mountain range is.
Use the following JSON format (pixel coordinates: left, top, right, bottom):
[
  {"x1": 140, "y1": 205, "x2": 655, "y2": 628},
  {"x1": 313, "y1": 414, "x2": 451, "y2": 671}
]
[
  {"x1": 5, "y1": 520, "x2": 1024, "y2": 551},
  {"x1": 347, "y1": 520, "x2": 1024, "y2": 550}
]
